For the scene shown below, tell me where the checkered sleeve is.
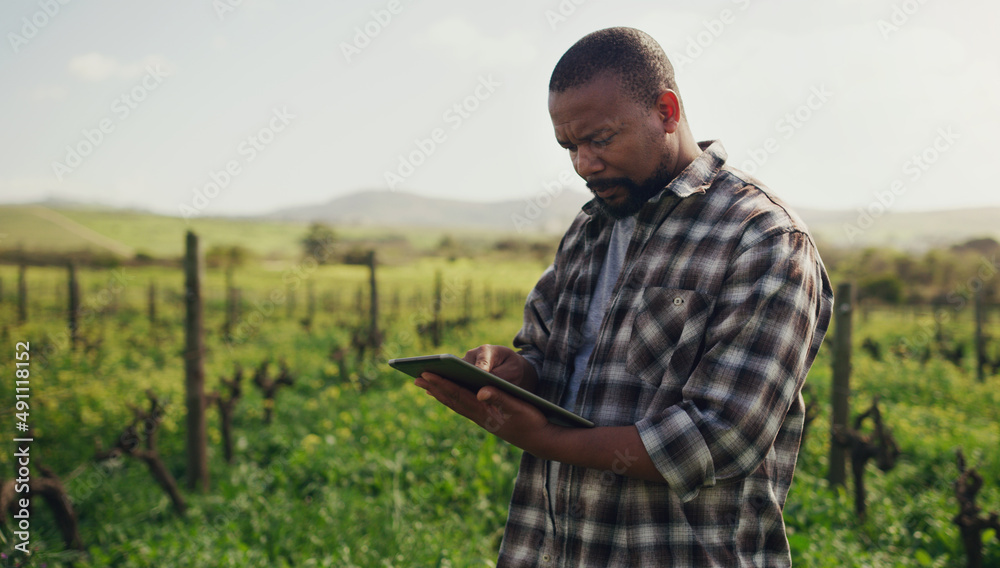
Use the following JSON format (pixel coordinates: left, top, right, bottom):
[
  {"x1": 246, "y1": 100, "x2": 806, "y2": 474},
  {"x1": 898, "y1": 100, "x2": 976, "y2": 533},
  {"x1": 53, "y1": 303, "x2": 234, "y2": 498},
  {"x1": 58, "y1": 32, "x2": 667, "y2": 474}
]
[
  {"x1": 513, "y1": 262, "x2": 556, "y2": 379},
  {"x1": 636, "y1": 228, "x2": 832, "y2": 502}
]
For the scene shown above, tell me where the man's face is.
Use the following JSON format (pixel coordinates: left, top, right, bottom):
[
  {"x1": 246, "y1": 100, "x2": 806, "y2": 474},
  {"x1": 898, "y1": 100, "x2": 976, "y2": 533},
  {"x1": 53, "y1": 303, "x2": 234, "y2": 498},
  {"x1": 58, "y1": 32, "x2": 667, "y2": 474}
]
[{"x1": 548, "y1": 73, "x2": 677, "y2": 219}]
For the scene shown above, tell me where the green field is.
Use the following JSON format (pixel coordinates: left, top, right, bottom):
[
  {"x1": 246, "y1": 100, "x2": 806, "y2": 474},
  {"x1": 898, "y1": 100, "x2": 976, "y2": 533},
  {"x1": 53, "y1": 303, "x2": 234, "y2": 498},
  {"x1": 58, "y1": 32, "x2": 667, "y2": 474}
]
[
  {"x1": 0, "y1": 230, "x2": 998, "y2": 566},
  {"x1": 0, "y1": 205, "x2": 558, "y2": 263}
]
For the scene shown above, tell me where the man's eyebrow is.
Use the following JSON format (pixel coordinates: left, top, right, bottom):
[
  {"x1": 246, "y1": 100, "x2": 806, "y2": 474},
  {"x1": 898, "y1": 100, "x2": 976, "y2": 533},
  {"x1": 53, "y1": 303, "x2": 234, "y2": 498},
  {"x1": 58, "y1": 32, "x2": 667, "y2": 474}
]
[{"x1": 556, "y1": 126, "x2": 614, "y2": 147}]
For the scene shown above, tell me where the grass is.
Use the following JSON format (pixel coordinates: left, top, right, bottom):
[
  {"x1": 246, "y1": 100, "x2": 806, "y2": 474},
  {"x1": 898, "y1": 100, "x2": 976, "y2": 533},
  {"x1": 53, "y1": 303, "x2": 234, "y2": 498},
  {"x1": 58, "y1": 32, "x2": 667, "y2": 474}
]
[
  {"x1": 0, "y1": 205, "x2": 560, "y2": 263},
  {"x1": 0, "y1": 258, "x2": 998, "y2": 567}
]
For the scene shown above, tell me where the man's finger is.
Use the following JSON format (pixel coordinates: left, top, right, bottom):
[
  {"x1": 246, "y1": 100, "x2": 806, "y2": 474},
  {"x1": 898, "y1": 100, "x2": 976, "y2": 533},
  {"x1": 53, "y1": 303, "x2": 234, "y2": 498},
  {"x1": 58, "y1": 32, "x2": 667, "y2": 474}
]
[
  {"x1": 475, "y1": 345, "x2": 495, "y2": 371},
  {"x1": 477, "y1": 387, "x2": 511, "y2": 432},
  {"x1": 413, "y1": 371, "x2": 439, "y2": 390}
]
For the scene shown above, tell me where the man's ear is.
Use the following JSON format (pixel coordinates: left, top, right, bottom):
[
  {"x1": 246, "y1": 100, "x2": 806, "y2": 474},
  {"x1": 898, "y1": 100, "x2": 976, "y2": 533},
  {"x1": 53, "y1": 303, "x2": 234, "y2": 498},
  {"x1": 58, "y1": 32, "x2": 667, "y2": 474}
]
[{"x1": 656, "y1": 90, "x2": 681, "y2": 134}]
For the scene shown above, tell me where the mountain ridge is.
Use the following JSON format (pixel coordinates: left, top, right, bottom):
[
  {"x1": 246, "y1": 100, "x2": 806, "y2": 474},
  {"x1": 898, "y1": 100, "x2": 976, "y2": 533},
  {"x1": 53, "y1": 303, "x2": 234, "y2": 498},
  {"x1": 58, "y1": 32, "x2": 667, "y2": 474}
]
[{"x1": 2, "y1": 190, "x2": 999, "y2": 251}]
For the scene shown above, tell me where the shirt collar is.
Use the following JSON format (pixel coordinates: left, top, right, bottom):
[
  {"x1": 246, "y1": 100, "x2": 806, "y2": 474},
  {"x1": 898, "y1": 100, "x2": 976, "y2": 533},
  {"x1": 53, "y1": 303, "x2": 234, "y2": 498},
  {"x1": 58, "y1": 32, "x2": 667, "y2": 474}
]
[{"x1": 653, "y1": 139, "x2": 727, "y2": 201}]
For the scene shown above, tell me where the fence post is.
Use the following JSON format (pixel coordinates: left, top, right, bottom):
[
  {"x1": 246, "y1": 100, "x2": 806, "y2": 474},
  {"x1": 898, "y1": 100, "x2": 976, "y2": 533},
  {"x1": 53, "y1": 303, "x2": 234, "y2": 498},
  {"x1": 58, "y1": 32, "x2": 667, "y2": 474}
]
[
  {"x1": 225, "y1": 266, "x2": 236, "y2": 339},
  {"x1": 974, "y1": 288, "x2": 985, "y2": 383},
  {"x1": 433, "y1": 270, "x2": 443, "y2": 347},
  {"x1": 147, "y1": 282, "x2": 157, "y2": 325},
  {"x1": 17, "y1": 261, "x2": 27, "y2": 325},
  {"x1": 367, "y1": 250, "x2": 379, "y2": 347},
  {"x1": 828, "y1": 282, "x2": 853, "y2": 488},
  {"x1": 67, "y1": 262, "x2": 80, "y2": 349},
  {"x1": 307, "y1": 279, "x2": 316, "y2": 323},
  {"x1": 464, "y1": 280, "x2": 472, "y2": 322},
  {"x1": 184, "y1": 231, "x2": 209, "y2": 492}
]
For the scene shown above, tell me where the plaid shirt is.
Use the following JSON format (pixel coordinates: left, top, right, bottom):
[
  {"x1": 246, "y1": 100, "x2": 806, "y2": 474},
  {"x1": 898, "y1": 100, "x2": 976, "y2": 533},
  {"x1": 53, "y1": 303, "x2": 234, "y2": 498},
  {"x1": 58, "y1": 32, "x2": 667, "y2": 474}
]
[{"x1": 499, "y1": 141, "x2": 834, "y2": 567}]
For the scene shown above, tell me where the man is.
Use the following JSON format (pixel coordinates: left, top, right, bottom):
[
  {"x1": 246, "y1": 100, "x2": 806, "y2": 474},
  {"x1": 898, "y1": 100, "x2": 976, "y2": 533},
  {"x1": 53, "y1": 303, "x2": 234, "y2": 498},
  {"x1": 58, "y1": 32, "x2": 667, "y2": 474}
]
[{"x1": 415, "y1": 27, "x2": 834, "y2": 567}]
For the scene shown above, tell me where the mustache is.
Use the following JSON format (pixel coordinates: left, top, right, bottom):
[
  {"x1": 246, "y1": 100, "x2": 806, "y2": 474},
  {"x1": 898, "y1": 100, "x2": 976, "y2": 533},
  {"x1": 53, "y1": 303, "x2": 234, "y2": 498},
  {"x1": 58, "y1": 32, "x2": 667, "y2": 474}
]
[{"x1": 586, "y1": 177, "x2": 638, "y2": 192}]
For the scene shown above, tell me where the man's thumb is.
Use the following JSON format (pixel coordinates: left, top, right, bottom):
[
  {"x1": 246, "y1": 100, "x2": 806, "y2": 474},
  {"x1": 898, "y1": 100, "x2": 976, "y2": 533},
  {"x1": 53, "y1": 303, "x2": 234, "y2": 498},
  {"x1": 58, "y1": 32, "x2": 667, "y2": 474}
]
[{"x1": 477, "y1": 386, "x2": 500, "y2": 403}]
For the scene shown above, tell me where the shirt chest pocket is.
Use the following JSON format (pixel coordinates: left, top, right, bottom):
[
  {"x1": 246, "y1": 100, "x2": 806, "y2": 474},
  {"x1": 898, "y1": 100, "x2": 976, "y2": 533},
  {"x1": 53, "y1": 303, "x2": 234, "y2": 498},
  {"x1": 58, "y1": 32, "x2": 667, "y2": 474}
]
[{"x1": 625, "y1": 287, "x2": 714, "y2": 388}]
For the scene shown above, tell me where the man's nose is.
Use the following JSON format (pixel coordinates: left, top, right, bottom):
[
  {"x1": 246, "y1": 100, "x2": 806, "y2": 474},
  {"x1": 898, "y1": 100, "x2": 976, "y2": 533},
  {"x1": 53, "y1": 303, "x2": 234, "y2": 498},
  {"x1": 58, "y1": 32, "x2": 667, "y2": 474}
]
[{"x1": 573, "y1": 146, "x2": 604, "y2": 178}]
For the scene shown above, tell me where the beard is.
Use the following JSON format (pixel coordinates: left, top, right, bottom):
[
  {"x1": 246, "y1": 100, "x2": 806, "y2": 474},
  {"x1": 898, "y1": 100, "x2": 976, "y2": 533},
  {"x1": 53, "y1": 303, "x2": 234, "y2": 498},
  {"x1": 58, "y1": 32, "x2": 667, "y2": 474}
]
[{"x1": 586, "y1": 159, "x2": 673, "y2": 220}]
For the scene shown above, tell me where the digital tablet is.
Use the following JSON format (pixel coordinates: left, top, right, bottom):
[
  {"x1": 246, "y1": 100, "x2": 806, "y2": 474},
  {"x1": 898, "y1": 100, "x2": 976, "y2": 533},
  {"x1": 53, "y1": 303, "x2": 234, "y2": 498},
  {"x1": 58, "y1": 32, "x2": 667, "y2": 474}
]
[{"x1": 388, "y1": 354, "x2": 594, "y2": 428}]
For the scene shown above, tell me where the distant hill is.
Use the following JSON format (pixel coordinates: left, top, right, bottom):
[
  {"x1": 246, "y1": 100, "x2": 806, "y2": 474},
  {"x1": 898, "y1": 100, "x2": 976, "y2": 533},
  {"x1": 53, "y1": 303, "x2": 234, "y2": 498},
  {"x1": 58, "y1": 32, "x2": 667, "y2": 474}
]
[
  {"x1": 265, "y1": 189, "x2": 591, "y2": 234},
  {"x1": 265, "y1": 190, "x2": 1000, "y2": 251},
  {"x1": 796, "y1": 207, "x2": 1000, "y2": 250},
  {"x1": 1, "y1": 190, "x2": 998, "y2": 259}
]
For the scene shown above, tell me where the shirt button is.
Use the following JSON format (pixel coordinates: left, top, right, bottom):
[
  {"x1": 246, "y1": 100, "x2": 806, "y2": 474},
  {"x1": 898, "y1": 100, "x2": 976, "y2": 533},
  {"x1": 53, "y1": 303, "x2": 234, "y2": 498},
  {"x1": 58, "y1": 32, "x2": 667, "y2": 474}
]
[
  {"x1": 673, "y1": 297, "x2": 684, "y2": 306},
  {"x1": 541, "y1": 554, "x2": 552, "y2": 563}
]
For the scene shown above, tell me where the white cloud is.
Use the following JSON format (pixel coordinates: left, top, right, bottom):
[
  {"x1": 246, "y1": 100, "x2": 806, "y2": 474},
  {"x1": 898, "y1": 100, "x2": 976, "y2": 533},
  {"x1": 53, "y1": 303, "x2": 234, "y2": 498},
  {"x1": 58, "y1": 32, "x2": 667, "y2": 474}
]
[
  {"x1": 69, "y1": 52, "x2": 120, "y2": 81},
  {"x1": 68, "y1": 53, "x2": 175, "y2": 82},
  {"x1": 417, "y1": 16, "x2": 537, "y2": 68}
]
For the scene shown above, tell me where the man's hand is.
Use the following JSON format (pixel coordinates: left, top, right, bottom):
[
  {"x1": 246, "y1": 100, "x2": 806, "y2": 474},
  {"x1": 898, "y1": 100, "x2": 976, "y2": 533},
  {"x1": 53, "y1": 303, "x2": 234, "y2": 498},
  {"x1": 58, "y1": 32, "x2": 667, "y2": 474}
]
[
  {"x1": 413, "y1": 345, "x2": 667, "y2": 483},
  {"x1": 413, "y1": 344, "x2": 554, "y2": 456},
  {"x1": 462, "y1": 344, "x2": 539, "y2": 394},
  {"x1": 414, "y1": 370, "x2": 559, "y2": 455}
]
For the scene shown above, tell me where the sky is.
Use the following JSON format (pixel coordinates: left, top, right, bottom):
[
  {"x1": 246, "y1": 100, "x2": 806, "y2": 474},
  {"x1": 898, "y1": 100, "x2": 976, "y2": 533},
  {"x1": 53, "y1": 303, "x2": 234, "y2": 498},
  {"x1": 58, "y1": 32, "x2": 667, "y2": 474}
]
[{"x1": 1, "y1": 0, "x2": 998, "y2": 219}]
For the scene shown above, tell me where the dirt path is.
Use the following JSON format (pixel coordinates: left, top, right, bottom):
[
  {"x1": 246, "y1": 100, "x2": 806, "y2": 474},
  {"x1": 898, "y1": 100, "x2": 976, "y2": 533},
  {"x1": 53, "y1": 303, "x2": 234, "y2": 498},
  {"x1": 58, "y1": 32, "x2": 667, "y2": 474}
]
[{"x1": 29, "y1": 206, "x2": 136, "y2": 258}]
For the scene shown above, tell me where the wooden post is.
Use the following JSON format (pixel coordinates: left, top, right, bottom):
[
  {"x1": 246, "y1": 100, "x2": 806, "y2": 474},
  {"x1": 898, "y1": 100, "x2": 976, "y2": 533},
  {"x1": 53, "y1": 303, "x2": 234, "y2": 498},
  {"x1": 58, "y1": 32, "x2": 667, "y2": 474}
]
[
  {"x1": 974, "y1": 288, "x2": 985, "y2": 383},
  {"x1": 934, "y1": 306, "x2": 944, "y2": 345},
  {"x1": 828, "y1": 282, "x2": 853, "y2": 488},
  {"x1": 285, "y1": 284, "x2": 295, "y2": 319},
  {"x1": 147, "y1": 282, "x2": 157, "y2": 325},
  {"x1": 183, "y1": 231, "x2": 209, "y2": 492},
  {"x1": 483, "y1": 285, "x2": 492, "y2": 318},
  {"x1": 307, "y1": 280, "x2": 316, "y2": 323},
  {"x1": 367, "y1": 250, "x2": 379, "y2": 348},
  {"x1": 432, "y1": 270, "x2": 443, "y2": 347},
  {"x1": 109, "y1": 280, "x2": 119, "y2": 316},
  {"x1": 464, "y1": 280, "x2": 472, "y2": 323},
  {"x1": 225, "y1": 287, "x2": 240, "y2": 339},
  {"x1": 67, "y1": 263, "x2": 80, "y2": 349},
  {"x1": 355, "y1": 285, "x2": 365, "y2": 320},
  {"x1": 17, "y1": 261, "x2": 27, "y2": 325}
]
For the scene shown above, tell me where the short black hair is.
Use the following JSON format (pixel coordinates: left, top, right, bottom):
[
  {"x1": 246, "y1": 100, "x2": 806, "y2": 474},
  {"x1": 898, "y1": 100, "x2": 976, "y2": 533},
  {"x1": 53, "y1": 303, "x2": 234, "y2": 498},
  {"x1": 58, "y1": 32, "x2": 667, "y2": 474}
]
[{"x1": 549, "y1": 27, "x2": 679, "y2": 110}]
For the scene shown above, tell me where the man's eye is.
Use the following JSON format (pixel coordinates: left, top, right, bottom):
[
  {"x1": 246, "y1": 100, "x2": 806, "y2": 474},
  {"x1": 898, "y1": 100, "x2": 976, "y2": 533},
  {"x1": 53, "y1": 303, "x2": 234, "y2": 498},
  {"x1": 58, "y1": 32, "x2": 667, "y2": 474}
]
[{"x1": 592, "y1": 136, "x2": 613, "y2": 149}]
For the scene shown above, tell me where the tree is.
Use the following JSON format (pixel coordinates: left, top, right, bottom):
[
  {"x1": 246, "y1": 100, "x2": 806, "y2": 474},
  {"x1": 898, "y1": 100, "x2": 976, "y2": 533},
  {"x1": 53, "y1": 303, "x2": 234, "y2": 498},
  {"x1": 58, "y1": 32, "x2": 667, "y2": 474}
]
[
  {"x1": 858, "y1": 273, "x2": 904, "y2": 305},
  {"x1": 300, "y1": 223, "x2": 337, "y2": 264},
  {"x1": 205, "y1": 244, "x2": 252, "y2": 270}
]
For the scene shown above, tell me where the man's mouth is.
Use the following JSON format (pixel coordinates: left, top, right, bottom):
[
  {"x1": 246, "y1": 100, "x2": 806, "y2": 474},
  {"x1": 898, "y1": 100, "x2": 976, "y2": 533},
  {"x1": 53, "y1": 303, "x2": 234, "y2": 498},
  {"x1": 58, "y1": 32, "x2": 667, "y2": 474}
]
[
  {"x1": 588, "y1": 178, "x2": 632, "y2": 201},
  {"x1": 594, "y1": 186, "x2": 617, "y2": 198}
]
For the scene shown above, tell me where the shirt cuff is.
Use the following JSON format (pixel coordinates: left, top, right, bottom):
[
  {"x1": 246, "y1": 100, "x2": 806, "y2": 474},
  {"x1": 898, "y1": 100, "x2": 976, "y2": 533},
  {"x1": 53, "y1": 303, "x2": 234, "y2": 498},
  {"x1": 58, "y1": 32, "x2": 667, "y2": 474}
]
[{"x1": 636, "y1": 405, "x2": 716, "y2": 502}]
